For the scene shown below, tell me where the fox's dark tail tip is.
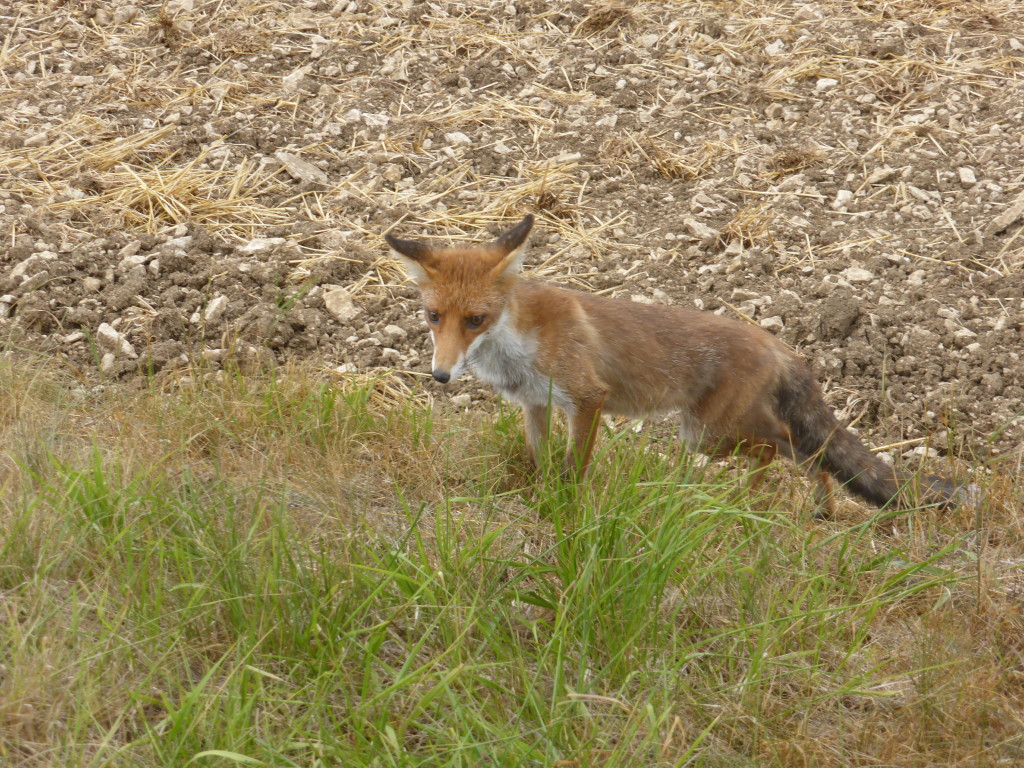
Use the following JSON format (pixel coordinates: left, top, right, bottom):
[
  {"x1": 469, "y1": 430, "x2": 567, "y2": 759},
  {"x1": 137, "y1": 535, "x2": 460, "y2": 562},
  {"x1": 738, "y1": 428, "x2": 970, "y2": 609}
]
[
  {"x1": 952, "y1": 482, "x2": 984, "y2": 508},
  {"x1": 909, "y1": 474, "x2": 983, "y2": 510}
]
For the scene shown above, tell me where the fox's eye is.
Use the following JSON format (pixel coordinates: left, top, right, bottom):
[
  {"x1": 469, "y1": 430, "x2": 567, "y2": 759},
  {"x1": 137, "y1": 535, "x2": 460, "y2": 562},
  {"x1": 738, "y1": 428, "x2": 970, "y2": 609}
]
[
  {"x1": 426, "y1": 310, "x2": 440, "y2": 324},
  {"x1": 466, "y1": 315, "x2": 486, "y2": 329}
]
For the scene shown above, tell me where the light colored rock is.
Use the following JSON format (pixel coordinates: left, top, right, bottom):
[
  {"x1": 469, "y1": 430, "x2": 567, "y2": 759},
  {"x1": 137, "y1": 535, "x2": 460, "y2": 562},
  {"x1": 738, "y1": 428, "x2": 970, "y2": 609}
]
[
  {"x1": 324, "y1": 287, "x2": 360, "y2": 323},
  {"x1": 760, "y1": 315, "x2": 785, "y2": 332},
  {"x1": 113, "y1": 5, "x2": 139, "y2": 24},
  {"x1": 866, "y1": 166, "x2": 896, "y2": 185},
  {"x1": 833, "y1": 189, "x2": 853, "y2": 209},
  {"x1": 908, "y1": 185, "x2": 938, "y2": 204},
  {"x1": 841, "y1": 267, "x2": 874, "y2": 282},
  {"x1": 815, "y1": 77, "x2": 839, "y2": 91},
  {"x1": 681, "y1": 217, "x2": 718, "y2": 241},
  {"x1": 449, "y1": 393, "x2": 472, "y2": 408},
  {"x1": 204, "y1": 295, "x2": 229, "y2": 324},
  {"x1": 117, "y1": 240, "x2": 141, "y2": 259},
  {"x1": 383, "y1": 323, "x2": 408, "y2": 341},
  {"x1": 23, "y1": 133, "x2": 49, "y2": 149},
  {"x1": 984, "y1": 190, "x2": 1024, "y2": 236},
  {"x1": 953, "y1": 328, "x2": 977, "y2": 346},
  {"x1": 10, "y1": 251, "x2": 57, "y2": 282},
  {"x1": 360, "y1": 112, "x2": 390, "y2": 128},
  {"x1": 238, "y1": 237, "x2": 286, "y2": 254},
  {"x1": 9, "y1": 258, "x2": 37, "y2": 282},
  {"x1": 97, "y1": 323, "x2": 137, "y2": 358},
  {"x1": 958, "y1": 167, "x2": 977, "y2": 187},
  {"x1": 281, "y1": 66, "x2": 311, "y2": 92},
  {"x1": 118, "y1": 253, "x2": 149, "y2": 272},
  {"x1": 731, "y1": 289, "x2": 761, "y2": 302},
  {"x1": 275, "y1": 151, "x2": 328, "y2": 185},
  {"x1": 445, "y1": 131, "x2": 472, "y2": 145}
]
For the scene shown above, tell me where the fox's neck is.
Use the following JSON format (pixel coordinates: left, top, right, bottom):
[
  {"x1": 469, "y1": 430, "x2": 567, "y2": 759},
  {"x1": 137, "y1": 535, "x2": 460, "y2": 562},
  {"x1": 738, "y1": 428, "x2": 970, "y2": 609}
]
[{"x1": 470, "y1": 298, "x2": 533, "y2": 382}]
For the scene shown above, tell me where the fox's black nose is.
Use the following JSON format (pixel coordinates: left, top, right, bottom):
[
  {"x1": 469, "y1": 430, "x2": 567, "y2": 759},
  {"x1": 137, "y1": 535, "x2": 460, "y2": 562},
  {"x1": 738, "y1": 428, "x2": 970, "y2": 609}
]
[{"x1": 432, "y1": 369, "x2": 450, "y2": 384}]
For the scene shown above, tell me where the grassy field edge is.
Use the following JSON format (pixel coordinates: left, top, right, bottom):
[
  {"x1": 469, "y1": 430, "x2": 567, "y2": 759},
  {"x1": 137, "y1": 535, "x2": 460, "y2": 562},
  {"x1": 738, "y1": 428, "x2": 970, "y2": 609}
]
[{"x1": 0, "y1": 358, "x2": 1021, "y2": 767}]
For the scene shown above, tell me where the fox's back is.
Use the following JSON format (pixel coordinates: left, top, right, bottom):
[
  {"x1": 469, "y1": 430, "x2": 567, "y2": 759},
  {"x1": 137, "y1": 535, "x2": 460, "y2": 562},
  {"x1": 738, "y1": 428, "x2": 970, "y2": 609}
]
[{"x1": 514, "y1": 281, "x2": 793, "y2": 418}]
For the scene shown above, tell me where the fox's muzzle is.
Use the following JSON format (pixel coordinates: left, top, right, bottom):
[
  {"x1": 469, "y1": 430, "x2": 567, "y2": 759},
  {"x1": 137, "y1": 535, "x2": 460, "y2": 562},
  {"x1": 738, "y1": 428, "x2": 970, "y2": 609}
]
[{"x1": 429, "y1": 330, "x2": 470, "y2": 384}]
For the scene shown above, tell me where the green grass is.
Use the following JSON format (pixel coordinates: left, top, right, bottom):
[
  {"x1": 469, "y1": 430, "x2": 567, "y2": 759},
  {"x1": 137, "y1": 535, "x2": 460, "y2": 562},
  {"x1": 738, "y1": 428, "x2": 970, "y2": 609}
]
[{"x1": 0, "y1": 360, "x2": 1021, "y2": 767}]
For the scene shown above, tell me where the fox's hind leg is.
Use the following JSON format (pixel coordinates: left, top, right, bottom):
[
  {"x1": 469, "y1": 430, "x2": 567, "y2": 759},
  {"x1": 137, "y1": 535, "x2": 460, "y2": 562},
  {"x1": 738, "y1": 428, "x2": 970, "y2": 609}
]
[
  {"x1": 678, "y1": 413, "x2": 778, "y2": 497},
  {"x1": 810, "y1": 470, "x2": 836, "y2": 518},
  {"x1": 732, "y1": 408, "x2": 838, "y2": 516},
  {"x1": 744, "y1": 443, "x2": 777, "y2": 493},
  {"x1": 767, "y1": 428, "x2": 837, "y2": 517}
]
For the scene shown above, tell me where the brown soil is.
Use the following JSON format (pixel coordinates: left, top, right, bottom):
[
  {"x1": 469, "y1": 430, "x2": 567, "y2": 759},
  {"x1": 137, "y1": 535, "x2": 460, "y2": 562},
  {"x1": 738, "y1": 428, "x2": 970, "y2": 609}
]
[{"x1": 2, "y1": 0, "x2": 1023, "y2": 474}]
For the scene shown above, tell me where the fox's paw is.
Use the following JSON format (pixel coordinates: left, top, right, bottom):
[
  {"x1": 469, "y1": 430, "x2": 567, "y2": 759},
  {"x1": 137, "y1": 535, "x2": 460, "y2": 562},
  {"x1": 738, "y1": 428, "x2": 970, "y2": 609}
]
[{"x1": 558, "y1": 456, "x2": 584, "y2": 484}]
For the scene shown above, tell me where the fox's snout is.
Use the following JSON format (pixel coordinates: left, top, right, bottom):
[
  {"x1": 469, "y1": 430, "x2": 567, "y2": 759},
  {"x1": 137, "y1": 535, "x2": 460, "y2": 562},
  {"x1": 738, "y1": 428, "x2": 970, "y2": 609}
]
[{"x1": 428, "y1": 330, "x2": 470, "y2": 385}]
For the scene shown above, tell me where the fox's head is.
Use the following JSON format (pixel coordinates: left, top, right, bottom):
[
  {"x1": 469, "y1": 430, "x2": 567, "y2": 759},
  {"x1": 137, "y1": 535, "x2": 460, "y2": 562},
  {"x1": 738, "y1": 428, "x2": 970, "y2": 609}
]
[{"x1": 386, "y1": 215, "x2": 534, "y2": 384}]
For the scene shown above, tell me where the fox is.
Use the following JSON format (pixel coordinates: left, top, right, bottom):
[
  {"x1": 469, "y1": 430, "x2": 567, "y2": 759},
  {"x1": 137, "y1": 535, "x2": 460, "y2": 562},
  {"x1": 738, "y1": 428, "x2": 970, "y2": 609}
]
[{"x1": 385, "y1": 214, "x2": 972, "y2": 514}]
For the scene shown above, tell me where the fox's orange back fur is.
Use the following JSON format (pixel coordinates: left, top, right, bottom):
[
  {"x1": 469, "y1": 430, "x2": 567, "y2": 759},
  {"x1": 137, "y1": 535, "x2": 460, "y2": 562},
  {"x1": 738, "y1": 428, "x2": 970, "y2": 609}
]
[{"x1": 386, "y1": 215, "x2": 968, "y2": 513}]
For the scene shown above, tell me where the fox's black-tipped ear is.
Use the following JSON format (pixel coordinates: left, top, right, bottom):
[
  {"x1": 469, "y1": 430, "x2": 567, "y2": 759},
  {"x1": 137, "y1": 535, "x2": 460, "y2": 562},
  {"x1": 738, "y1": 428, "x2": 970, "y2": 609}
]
[
  {"x1": 492, "y1": 215, "x2": 534, "y2": 255},
  {"x1": 491, "y1": 215, "x2": 534, "y2": 278},
  {"x1": 385, "y1": 234, "x2": 431, "y2": 263},
  {"x1": 385, "y1": 233, "x2": 434, "y2": 284}
]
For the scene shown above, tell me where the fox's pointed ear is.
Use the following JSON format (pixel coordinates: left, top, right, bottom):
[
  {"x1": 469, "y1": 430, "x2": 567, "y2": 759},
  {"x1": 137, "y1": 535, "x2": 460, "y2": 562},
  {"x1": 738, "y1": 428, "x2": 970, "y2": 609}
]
[
  {"x1": 490, "y1": 215, "x2": 534, "y2": 277},
  {"x1": 385, "y1": 233, "x2": 434, "y2": 285}
]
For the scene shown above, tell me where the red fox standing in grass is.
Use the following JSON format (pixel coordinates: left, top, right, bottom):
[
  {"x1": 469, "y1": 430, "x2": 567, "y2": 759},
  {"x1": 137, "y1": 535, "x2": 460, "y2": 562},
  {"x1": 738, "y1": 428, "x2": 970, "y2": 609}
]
[{"x1": 386, "y1": 214, "x2": 971, "y2": 514}]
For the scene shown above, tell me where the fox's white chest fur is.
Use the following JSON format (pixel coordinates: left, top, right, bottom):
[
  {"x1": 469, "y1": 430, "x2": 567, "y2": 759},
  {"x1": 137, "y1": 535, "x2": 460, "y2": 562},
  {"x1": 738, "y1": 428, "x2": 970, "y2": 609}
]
[{"x1": 467, "y1": 311, "x2": 572, "y2": 413}]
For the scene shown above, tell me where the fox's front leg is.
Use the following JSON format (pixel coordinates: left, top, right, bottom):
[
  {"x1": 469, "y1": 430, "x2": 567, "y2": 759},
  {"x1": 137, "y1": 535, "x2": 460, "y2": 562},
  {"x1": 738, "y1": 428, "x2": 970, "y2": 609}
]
[
  {"x1": 523, "y1": 404, "x2": 551, "y2": 469},
  {"x1": 564, "y1": 394, "x2": 606, "y2": 479}
]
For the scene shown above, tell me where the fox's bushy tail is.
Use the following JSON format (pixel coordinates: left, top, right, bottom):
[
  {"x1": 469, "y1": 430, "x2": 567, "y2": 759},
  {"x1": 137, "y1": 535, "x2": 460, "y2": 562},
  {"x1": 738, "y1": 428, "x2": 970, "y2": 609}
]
[{"x1": 774, "y1": 364, "x2": 964, "y2": 509}]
